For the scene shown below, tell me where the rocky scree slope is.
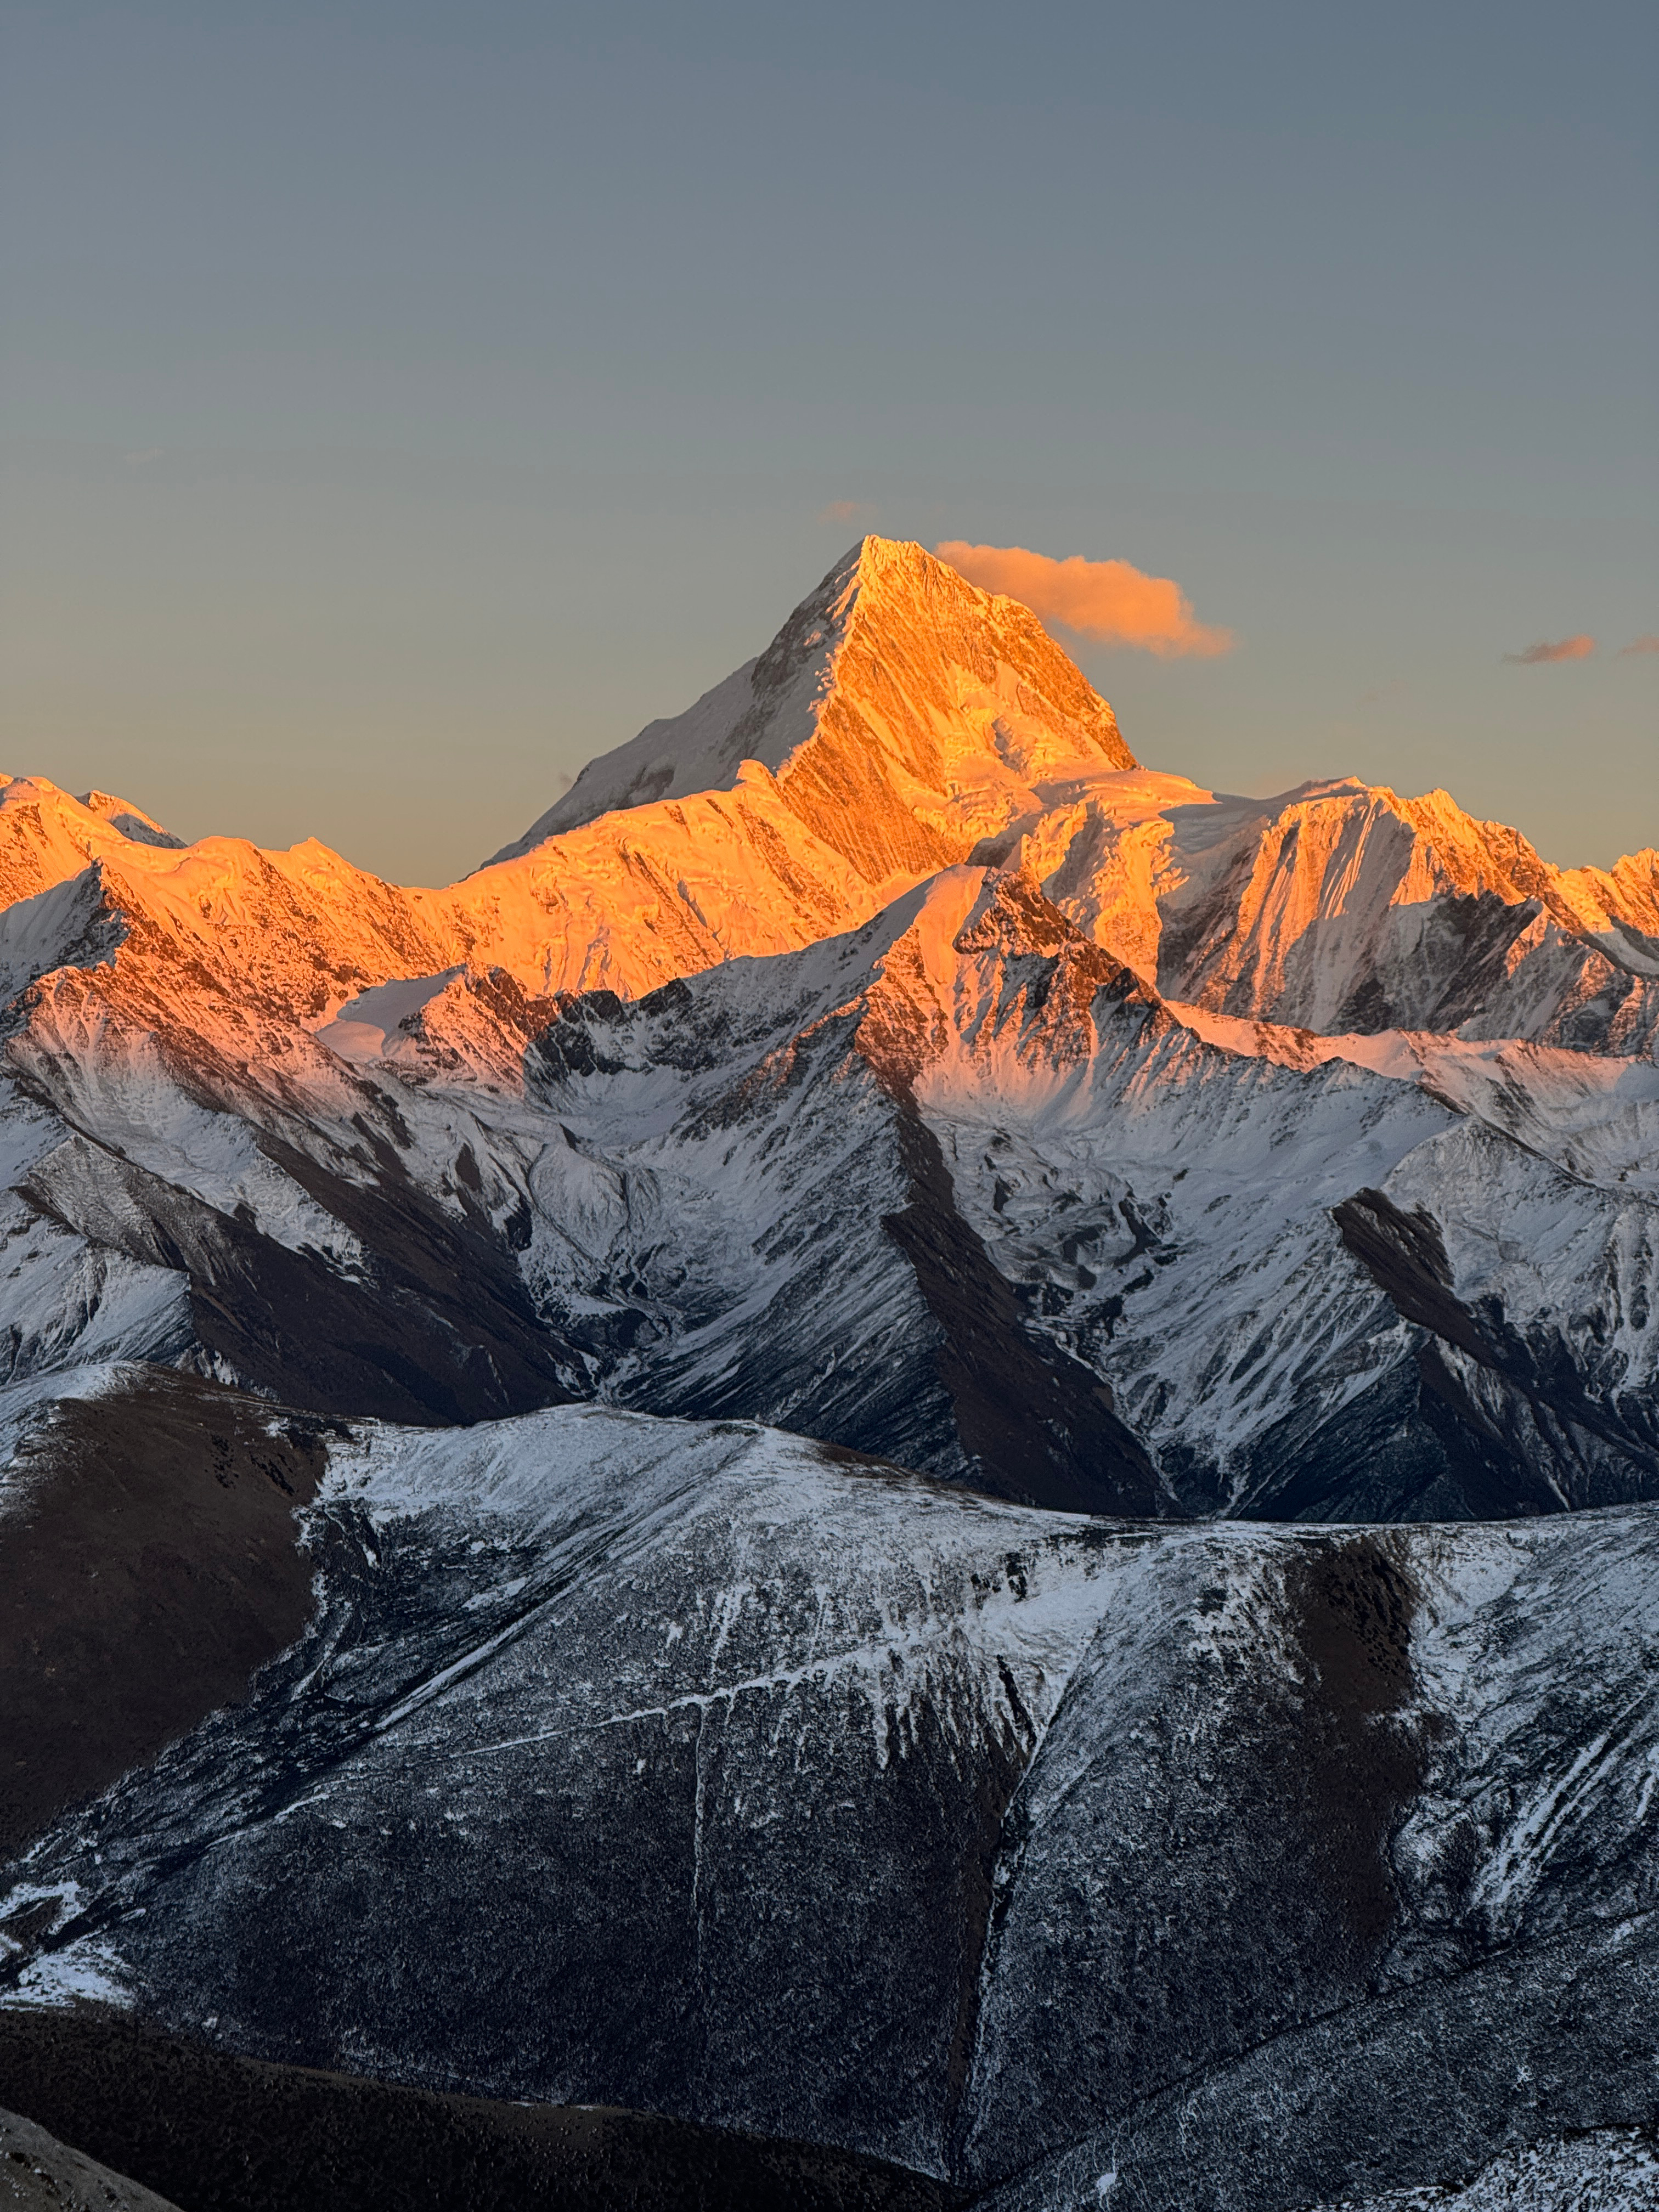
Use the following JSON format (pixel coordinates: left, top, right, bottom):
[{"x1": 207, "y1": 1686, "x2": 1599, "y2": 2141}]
[{"x1": 0, "y1": 2103, "x2": 184, "y2": 2212}]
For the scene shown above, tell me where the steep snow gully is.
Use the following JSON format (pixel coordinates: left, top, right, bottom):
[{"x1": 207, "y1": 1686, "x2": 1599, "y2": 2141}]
[{"x1": 1, "y1": 540, "x2": 1657, "y2": 2210}]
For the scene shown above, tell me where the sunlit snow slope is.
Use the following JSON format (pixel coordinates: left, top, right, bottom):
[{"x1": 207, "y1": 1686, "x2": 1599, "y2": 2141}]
[{"x1": 488, "y1": 535, "x2": 1135, "y2": 877}]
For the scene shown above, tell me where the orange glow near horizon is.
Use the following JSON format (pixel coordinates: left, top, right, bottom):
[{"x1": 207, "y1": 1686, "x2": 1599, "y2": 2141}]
[{"x1": 934, "y1": 542, "x2": 1234, "y2": 658}]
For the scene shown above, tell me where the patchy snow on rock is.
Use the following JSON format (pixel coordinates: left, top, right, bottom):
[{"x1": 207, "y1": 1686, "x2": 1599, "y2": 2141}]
[
  {"x1": 1313, "y1": 2129, "x2": 1659, "y2": 2210},
  {"x1": 8, "y1": 1397, "x2": 1659, "y2": 2205}
]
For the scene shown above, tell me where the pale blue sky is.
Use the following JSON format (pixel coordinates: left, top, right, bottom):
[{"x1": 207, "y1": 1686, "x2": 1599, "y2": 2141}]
[{"x1": 3, "y1": 0, "x2": 1654, "y2": 883}]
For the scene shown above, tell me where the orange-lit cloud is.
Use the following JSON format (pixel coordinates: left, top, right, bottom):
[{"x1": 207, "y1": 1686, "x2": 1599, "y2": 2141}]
[
  {"x1": 819, "y1": 499, "x2": 876, "y2": 526},
  {"x1": 1503, "y1": 635, "x2": 1596, "y2": 664},
  {"x1": 1619, "y1": 634, "x2": 1659, "y2": 657},
  {"x1": 934, "y1": 541, "x2": 1233, "y2": 657}
]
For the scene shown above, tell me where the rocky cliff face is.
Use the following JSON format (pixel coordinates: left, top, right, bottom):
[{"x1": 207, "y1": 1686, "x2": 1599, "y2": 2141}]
[{"x1": 0, "y1": 539, "x2": 1655, "y2": 2208}]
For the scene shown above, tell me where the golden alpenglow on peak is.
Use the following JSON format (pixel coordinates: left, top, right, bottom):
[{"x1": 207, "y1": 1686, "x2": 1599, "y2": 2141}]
[{"x1": 489, "y1": 535, "x2": 1136, "y2": 883}]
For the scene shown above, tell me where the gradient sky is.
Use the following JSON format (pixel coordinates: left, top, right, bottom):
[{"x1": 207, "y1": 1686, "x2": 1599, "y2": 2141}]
[{"x1": 3, "y1": 0, "x2": 1654, "y2": 885}]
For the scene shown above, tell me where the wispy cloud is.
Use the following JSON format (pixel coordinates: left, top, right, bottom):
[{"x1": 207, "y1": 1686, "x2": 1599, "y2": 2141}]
[
  {"x1": 819, "y1": 499, "x2": 875, "y2": 526},
  {"x1": 934, "y1": 541, "x2": 1233, "y2": 657},
  {"x1": 1503, "y1": 635, "x2": 1596, "y2": 664},
  {"x1": 1619, "y1": 634, "x2": 1659, "y2": 657}
]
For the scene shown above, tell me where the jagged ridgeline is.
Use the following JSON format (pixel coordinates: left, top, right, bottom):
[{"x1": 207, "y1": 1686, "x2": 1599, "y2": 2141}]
[{"x1": 1, "y1": 538, "x2": 1657, "y2": 2211}]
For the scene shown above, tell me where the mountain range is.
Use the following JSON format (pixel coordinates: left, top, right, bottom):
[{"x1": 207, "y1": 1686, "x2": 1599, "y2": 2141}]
[{"x1": 2, "y1": 538, "x2": 1657, "y2": 2210}]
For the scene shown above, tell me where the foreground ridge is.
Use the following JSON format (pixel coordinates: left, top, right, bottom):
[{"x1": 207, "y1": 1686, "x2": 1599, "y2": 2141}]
[{"x1": 5, "y1": 1387, "x2": 1659, "y2": 2208}]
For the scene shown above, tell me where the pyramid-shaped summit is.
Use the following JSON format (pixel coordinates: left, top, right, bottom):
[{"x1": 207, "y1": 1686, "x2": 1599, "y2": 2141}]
[{"x1": 490, "y1": 536, "x2": 1137, "y2": 882}]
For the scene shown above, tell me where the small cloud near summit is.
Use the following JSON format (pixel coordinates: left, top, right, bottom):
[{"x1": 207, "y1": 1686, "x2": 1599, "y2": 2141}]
[
  {"x1": 1503, "y1": 635, "x2": 1596, "y2": 664},
  {"x1": 934, "y1": 542, "x2": 1233, "y2": 658},
  {"x1": 819, "y1": 499, "x2": 876, "y2": 526},
  {"x1": 1619, "y1": 634, "x2": 1659, "y2": 657}
]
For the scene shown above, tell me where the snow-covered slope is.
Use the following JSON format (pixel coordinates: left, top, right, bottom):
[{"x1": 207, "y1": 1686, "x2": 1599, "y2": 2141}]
[
  {"x1": 510, "y1": 866, "x2": 1658, "y2": 1518},
  {"x1": 0, "y1": 770, "x2": 904, "y2": 1418},
  {"x1": 981, "y1": 771, "x2": 1659, "y2": 1053},
  {"x1": 0, "y1": 758, "x2": 1649, "y2": 1513},
  {"x1": 7, "y1": 1386, "x2": 1659, "y2": 2209},
  {"x1": 0, "y1": 770, "x2": 882, "y2": 1050},
  {"x1": 1311, "y1": 2134, "x2": 1659, "y2": 2211}
]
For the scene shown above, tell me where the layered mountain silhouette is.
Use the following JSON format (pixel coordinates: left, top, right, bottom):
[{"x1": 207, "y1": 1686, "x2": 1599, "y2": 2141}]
[{"x1": 2, "y1": 538, "x2": 1657, "y2": 2210}]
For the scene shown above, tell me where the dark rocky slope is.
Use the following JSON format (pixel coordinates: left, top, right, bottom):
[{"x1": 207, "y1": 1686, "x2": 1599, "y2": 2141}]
[
  {"x1": 0, "y1": 2012, "x2": 956, "y2": 2212},
  {"x1": 0, "y1": 2103, "x2": 182, "y2": 2212},
  {"x1": 5, "y1": 1395, "x2": 1659, "y2": 2208}
]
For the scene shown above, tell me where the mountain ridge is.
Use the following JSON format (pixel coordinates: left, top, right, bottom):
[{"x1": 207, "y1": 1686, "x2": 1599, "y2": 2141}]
[
  {"x1": 0, "y1": 544, "x2": 1651, "y2": 1464},
  {"x1": 0, "y1": 538, "x2": 1656, "y2": 2210},
  {"x1": 8, "y1": 1385, "x2": 1659, "y2": 2208}
]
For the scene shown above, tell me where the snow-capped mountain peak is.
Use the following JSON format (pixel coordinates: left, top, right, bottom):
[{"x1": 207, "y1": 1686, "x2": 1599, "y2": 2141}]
[{"x1": 487, "y1": 535, "x2": 1136, "y2": 874}]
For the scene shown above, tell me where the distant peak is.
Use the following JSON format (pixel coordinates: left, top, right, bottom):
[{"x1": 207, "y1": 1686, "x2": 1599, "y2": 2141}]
[{"x1": 0, "y1": 775, "x2": 185, "y2": 849}]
